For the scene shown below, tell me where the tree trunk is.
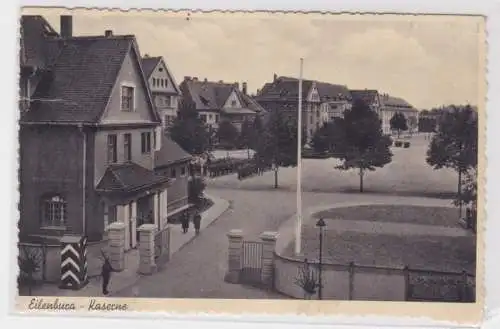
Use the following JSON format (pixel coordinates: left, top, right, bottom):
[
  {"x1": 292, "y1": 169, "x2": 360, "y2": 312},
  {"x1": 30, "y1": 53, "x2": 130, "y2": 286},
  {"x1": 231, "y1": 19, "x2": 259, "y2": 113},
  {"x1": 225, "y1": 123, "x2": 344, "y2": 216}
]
[
  {"x1": 247, "y1": 148, "x2": 250, "y2": 159},
  {"x1": 458, "y1": 169, "x2": 463, "y2": 219},
  {"x1": 359, "y1": 167, "x2": 364, "y2": 193},
  {"x1": 274, "y1": 168, "x2": 278, "y2": 189}
]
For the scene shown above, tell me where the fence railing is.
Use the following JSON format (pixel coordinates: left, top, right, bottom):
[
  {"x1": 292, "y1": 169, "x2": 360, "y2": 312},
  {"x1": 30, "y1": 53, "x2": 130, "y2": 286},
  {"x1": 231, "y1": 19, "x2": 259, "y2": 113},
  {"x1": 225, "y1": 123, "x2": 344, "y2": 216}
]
[
  {"x1": 154, "y1": 226, "x2": 170, "y2": 263},
  {"x1": 279, "y1": 255, "x2": 476, "y2": 302},
  {"x1": 18, "y1": 242, "x2": 48, "y2": 285}
]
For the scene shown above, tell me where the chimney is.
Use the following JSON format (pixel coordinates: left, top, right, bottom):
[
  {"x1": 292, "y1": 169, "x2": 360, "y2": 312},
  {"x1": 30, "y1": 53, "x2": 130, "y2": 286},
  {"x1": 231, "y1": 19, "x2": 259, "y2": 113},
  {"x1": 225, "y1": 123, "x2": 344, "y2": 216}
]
[
  {"x1": 273, "y1": 73, "x2": 277, "y2": 82},
  {"x1": 184, "y1": 76, "x2": 191, "y2": 81},
  {"x1": 105, "y1": 30, "x2": 113, "y2": 37},
  {"x1": 233, "y1": 82, "x2": 239, "y2": 90},
  {"x1": 193, "y1": 77, "x2": 198, "y2": 81},
  {"x1": 242, "y1": 82, "x2": 248, "y2": 95},
  {"x1": 204, "y1": 78, "x2": 208, "y2": 83},
  {"x1": 60, "y1": 15, "x2": 73, "y2": 38},
  {"x1": 256, "y1": 88, "x2": 261, "y2": 95}
]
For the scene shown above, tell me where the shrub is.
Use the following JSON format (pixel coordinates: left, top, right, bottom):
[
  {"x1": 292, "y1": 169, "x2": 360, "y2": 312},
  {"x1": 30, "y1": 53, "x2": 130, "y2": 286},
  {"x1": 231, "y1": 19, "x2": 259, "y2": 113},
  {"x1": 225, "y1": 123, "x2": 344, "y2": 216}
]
[
  {"x1": 237, "y1": 162, "x2": 258, "y2": 180},
  {"x1": 394, "y1": 141, "x2": 403, "y2": 147},
  {"x1": 404, "y1": 142, "x2": 411, "y2": 148},
  {"x1": 188, "y1": 176, "x2": 206, "y2": 208}
]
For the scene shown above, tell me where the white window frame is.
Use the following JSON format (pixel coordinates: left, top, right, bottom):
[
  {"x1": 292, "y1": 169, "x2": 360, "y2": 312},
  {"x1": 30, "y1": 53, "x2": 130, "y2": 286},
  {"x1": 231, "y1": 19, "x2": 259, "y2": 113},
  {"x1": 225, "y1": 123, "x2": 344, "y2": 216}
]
[
  {"x1": 41, "y1": 195, "x2": 67, "y2": 229},
  {"x1": 180, "y1": 165, "x2": 187, "y2": 177},
  {"x1": 120, "y1": 81, "x2": 136, "y2": 112}
]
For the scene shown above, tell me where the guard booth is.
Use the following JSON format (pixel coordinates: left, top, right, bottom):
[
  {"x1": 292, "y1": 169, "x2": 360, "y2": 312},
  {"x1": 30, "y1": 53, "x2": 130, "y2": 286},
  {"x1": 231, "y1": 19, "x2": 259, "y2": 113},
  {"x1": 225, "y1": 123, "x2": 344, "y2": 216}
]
[{"x1": 59, "y1": 235, "x2": 88, "y2": 290}]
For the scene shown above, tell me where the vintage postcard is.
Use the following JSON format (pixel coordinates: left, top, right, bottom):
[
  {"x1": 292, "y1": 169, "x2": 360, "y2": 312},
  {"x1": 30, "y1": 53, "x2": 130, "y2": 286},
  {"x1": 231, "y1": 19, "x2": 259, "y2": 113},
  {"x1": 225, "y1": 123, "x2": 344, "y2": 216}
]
[{"x1": 14, "y1": 6, "x2": 485, "y2": 325}]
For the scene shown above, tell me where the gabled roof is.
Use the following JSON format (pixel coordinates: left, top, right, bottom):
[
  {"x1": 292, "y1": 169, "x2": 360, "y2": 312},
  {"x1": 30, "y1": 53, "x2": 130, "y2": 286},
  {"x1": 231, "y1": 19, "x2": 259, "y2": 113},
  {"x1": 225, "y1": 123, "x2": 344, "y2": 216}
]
[
  {"x1": 256, "y1": 76, "x2": 313, "y2": 102},
  {"x1": 241, "y1": 94, "x2": 266, "y2": 113},
  {"x1": 255, "y1": 76, "x2": 350, "y2": 104},
  {"x1": 141, "y1": 56, "x2": 161, "y2": 78},
  {"x1": 20, "y1": 33, "x2": 159, "y2": 124},
  {"x1": 96, "y1": 162, "x2": 170, "y2": 192},
  {"x1": 154, "y1": 136, "x2": 193, "y2": 168},
  {"x1": 20, "y1": 15, "x2": 60, "y2": 69},
  {"x1": 381, "y1": 95, "x2": 413, "y2": 108},
  {"x1": 349, "y1": 89, "x2": 380, "y2": 106},
  {"x1": 180, "y1": 78, "x2": 256, "y2": 115}
]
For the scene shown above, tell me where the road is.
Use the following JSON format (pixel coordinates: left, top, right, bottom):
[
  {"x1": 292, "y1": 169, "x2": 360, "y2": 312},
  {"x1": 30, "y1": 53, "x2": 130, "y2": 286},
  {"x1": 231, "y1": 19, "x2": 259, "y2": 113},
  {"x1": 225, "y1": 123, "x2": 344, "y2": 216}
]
[{"x1": 114, "y1": 174, "x2": 452, "y2": 299}]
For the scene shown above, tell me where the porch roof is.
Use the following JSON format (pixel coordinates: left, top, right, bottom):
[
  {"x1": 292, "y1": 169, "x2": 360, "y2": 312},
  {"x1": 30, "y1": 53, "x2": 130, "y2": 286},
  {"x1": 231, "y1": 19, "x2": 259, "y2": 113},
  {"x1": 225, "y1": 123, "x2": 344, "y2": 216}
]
[{"x1": 96, "y1": 162, "x2": 170, "y2": 193}]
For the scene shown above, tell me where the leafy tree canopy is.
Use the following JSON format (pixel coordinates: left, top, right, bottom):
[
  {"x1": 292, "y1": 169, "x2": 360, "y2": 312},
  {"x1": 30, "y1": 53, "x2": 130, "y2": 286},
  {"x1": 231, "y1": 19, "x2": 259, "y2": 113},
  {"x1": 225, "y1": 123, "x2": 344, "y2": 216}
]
[{"x1": 170, "y1": 100, "x2": 211, "y2": 155}]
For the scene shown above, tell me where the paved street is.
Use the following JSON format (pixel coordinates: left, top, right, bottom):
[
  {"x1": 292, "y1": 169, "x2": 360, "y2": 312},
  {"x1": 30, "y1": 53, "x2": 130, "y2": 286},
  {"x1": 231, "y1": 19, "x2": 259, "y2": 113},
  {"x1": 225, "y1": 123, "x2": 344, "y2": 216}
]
[{"x1": 115, "y1": 181, "x2": 453, "y2": 298}]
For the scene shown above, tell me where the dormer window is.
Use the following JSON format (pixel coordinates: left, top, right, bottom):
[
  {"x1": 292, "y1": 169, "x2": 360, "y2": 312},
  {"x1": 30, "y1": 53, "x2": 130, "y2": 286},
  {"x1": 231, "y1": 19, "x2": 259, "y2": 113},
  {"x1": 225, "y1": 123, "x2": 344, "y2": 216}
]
[
  {"x1": 231, "y1": 100, "x2": 237, "y2": 107},
  {"x1": 121, "y1": 83, "x2": 135, "y2": 111}
]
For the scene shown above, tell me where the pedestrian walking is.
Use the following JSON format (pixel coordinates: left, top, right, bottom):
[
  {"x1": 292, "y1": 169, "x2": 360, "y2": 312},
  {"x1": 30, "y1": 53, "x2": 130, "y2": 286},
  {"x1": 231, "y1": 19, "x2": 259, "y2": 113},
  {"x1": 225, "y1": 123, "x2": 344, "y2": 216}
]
[
  {"x1": 181, "y1": 213, "x2": 190, "y2": 234},
  {"x1": 100, "y1": 250, "x2": 116, "y2": 296},
  {"x1": 193, "y1": 213, "x2": 202, "y2": 235}
]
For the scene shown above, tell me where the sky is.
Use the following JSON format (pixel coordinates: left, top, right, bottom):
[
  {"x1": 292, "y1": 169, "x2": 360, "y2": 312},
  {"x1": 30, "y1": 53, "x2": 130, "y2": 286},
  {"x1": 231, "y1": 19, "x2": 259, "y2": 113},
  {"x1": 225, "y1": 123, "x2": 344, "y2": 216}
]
[{"x1": 22, "y1": 8, "x2": 486, "y2": 110}]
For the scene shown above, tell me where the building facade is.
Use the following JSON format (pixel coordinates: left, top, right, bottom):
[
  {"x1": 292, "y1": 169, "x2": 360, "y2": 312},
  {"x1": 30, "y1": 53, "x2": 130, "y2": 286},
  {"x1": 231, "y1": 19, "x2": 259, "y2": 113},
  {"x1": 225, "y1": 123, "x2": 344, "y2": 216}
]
[
  {"x1": 19, "y1": 15, "x2": 191, "y2": 246},
  {"x1": 255, "y1": 74, "x2": 351, "y2": 142},
  {"x1": 378, "y1": 93, "x2": 419, "y2": 135},
  {"x1": 141, "y1": 55, "x2": 181, "y2": 130},
  {"x1": 178, "y1": 77, "x2": 263, "y2": 132}
]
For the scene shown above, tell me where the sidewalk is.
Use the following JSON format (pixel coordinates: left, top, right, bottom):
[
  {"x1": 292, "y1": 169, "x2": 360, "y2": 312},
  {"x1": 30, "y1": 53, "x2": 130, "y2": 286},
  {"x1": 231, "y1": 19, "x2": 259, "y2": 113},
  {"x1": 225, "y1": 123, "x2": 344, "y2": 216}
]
[{"x1": 28, "y1": 194, "x2": 230, "y2": 297}]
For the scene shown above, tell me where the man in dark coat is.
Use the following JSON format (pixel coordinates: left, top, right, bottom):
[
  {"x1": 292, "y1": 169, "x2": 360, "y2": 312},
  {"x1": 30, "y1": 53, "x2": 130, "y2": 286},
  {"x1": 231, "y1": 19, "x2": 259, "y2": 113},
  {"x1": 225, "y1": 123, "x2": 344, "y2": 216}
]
[
  {"x1": 101, "y1": 250, "x2": 116, "y2": 296},
  {"x1": 181, "y1": 213, "x2": 190, "y2": 234}
]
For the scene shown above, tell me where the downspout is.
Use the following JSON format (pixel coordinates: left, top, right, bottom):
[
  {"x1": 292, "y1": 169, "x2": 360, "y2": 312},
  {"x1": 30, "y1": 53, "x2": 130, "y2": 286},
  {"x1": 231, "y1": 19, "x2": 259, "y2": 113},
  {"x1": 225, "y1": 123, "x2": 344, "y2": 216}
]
[{"x1": 78, "y1": 123, "x2": 87, "y2": 236}]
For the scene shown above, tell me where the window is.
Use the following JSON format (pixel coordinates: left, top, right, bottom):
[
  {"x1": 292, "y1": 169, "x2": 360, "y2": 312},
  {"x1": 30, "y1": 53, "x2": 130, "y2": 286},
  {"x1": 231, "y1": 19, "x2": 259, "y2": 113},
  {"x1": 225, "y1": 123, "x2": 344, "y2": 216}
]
[
  {"x1": 160, "y1": 79, "x2": 164, "y2": 87},
  {"x1": 180, "y1": 166, "x2": 186, "y2": 176},
  {"x1": 107, "y1": 134, "x2": 117, "y2": 163},
  {"x1": 152, "y1": 78, "x2": 156, "y2": 87},
  {"x1": 124, "y1": 133, "x2": 132, "y2": 162},
  {"x1": 170, "y1": 168, "x2": 177, "y2": 178},
  {"x1": 200, "y1": 114, "x2": 207, "y2": 123},
  {"x1": 231, "y1": 100, "x2": 237, "y2": 107},
  {"x1": 42, "y1": 195, "x2": 66, "y2": 227},
  {"x1": 153, "y1": 130, "x2": 157, "y2": 150},
  {"x1": 209, "y1": 114, "x2": 213, "y2": 121},
  {"x1": 215, "y1": 114, "x2": 220, "y2": 123},
  {"x1": 309, "y1": 115, "x2": 313, "y2": 124},
  {"x1": 141, "y1": 132, "x2": 152, "y2": 154},
  {"x1": 121, "y1": 85, "x2": 134, "y2": 111}
]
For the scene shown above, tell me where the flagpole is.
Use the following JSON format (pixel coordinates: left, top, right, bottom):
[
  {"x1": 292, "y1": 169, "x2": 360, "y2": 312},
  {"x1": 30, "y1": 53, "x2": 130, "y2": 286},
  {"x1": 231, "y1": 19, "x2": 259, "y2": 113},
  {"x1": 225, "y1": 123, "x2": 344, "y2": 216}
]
[{"x1": 295, "y1": 58, "x2": 304, "y2": 256}]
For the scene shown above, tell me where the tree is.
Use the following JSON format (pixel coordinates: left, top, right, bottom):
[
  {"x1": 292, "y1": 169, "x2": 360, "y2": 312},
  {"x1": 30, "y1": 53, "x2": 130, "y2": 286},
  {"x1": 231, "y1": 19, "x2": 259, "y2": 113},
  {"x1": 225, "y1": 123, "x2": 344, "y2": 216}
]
[
  {"x1": 255, "y1": 109, "x2": 298, "y2": 188},
  {"x1": 216, "y1": 121, "x2": 239, "y2": 148},
  {"x1": 407, "y1": 115, "x2": 418, "y2": 136},
  {"x1": 170, "y1": 101, "x2": 211, "y2": 155},
  {"x1": 188, "y1": 176, "x2": 206, "y2": 210},
  {"x1": 390, "y1": 112, "x2": 408, "y2": 138},
  {"x1": 329, "y1": 99, "x2": 393, "y2": 192},
  {"x1": 238, "y1": 118, "x2": 254, "y2": 158},
  {"x1": 426, "y1": 105, "x2": 478, "y2": 217}
]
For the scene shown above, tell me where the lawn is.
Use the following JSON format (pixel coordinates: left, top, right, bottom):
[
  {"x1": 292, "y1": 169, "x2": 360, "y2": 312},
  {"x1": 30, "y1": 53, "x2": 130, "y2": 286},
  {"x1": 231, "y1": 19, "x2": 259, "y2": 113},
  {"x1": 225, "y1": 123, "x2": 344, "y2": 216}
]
[
  {"x1": 312, "y1": 205, "x2": 461, "y2": 227},
  {"x1": 283, "y1": 205, "x2": 476, "y2": 273},
  {"x1": 207, "y1": 134, "x2": 459, "y2": 199}
]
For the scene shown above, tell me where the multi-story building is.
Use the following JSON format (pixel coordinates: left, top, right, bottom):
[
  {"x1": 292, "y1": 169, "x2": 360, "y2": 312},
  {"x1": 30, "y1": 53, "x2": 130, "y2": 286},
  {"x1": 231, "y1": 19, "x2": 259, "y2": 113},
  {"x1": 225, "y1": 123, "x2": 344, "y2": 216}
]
[
  {"x1": 19, "y1": 15, "x2": 192, "y2": 247},
  {"x1": 378, "y1": 93, "x2": 419, "y2": 135},
  {"x1": 255, "y1": 74, "x2": 351, "y2": 142},
  {"x1": 179, "y1": 77, "x2": 263, "y2": 131},
  {"x1": 141, "y1": 55, "x2": 181, "y2": 130}
]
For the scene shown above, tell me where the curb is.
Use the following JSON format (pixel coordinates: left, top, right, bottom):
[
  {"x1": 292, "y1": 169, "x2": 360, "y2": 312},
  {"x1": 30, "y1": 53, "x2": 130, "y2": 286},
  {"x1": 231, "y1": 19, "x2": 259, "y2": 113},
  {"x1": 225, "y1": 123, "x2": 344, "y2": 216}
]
[{"x1": 109, "y1": 194, "x2": 230, "y2": 297}]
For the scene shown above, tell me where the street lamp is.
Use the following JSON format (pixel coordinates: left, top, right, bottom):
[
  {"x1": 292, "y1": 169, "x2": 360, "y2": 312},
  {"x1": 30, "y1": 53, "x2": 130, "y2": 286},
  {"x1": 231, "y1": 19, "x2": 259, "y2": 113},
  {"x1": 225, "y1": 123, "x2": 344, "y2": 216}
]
[{"x1": 316, "y1": 217, "x2": 326, "y2": 300}]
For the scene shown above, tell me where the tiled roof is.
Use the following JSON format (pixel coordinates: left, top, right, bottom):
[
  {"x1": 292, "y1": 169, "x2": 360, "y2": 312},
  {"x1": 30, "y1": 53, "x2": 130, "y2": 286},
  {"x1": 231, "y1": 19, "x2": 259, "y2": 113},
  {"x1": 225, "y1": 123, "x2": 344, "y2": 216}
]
[
  {"x1": 20, "y1": 15, "x2": 60, "y2": 69},
  {"x1": 96, "y1": 162, "x2": 170, "y2": 192},
  {"x1": 180, "y1": 78, "x2": 256, "y2": 115},
  {"x1": 141, "y1": 56, "x2": 161, "y2": 79},
  {"x1": 154, "y1": 136, "x2": 192, "y2": 168},
  {"x1": 381, "y1": 95, "x2": 413, "y2": 108},
  {"x1": 256, "y1": 76, "x2": 350, "y2": 103},
  {"x1": 241, "y1": 94, "x2": 266, "y2": 113},
  {"x1": 256, "y1": 76, "x2": 313, "y2": 101},
  {"x1": 21, "y1": 34, "x2": 158, "y2": 124},
  {"x1": 350, "y1": 89, "x2": 380, "y2": 105}
]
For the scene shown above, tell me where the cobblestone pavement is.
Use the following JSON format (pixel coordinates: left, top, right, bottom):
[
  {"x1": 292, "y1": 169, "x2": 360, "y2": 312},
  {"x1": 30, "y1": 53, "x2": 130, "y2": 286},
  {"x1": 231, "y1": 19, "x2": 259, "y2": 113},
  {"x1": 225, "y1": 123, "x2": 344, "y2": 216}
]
[{"x1": 114, "y1": 183, "x2": 452, "y2": 299}]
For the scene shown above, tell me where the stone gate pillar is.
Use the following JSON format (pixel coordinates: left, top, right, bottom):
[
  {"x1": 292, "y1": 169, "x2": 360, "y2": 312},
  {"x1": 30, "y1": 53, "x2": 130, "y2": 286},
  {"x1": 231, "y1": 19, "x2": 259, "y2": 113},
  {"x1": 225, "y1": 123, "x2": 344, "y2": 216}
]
[
  {"x1": 259, "y1": 231, "x2": 279, "y2": 287},
  {"x1": 137, "y1": 224, "x2": 157, "y2": 275},
  {"x1": 107, "y1": 222, "x2": 126, "y2": 271},
  {"x1": 224, "y1": 229, "x2": 243, "y2": 284}
]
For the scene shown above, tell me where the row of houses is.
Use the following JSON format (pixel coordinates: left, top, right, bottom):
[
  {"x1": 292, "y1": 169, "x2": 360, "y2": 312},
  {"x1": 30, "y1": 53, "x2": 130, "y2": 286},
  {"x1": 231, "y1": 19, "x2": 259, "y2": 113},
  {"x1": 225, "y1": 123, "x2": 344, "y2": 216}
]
[
  {"x1": 254, "y1": 75, "x2": 420, "y2": 141},
  {"x1": 19, "y1": 15, "x2": 194, "y2": 246}
]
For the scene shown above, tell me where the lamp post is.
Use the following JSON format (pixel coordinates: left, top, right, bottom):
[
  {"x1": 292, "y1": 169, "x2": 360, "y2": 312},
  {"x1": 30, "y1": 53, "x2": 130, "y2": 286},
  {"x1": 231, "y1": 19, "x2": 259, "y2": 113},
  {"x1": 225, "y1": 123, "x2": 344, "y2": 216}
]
[{"x1": 316, "y1": 218, "x2": 326, "y2": 300}]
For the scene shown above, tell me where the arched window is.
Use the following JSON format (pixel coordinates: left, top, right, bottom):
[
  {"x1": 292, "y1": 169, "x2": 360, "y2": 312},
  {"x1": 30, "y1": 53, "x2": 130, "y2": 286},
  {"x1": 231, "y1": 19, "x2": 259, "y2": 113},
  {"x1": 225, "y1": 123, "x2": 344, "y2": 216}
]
[{"x1": 42, "y1": 195, "x2": 67, "y2": 227}]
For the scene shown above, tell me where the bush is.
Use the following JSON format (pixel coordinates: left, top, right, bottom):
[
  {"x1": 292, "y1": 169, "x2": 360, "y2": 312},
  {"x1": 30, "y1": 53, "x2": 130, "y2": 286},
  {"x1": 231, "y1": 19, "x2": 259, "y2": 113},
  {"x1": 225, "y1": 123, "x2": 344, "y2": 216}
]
[
  {"x1": 237, "y1": 162, "x2": 258, "y2": 180},
  {"x1": 394, "y1": 141, "x2": 403, "y2": 147},
  {"x1": 188, "y1": 176, "x2": 206, "y2": 208},
  {"x1": 404, "y1": 142, "x2": 411, "y2": 148}
]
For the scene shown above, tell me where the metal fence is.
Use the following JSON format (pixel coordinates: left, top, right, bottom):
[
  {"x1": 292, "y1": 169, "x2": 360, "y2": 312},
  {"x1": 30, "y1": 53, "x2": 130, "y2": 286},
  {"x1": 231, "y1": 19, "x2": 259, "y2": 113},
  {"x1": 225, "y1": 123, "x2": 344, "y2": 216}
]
[
  {"x1": 240, "y1": 241, "x2": 264, "y2": 285},
  {"x1": 18, "y1": 242, "x2": 48, "y2": 283}
]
